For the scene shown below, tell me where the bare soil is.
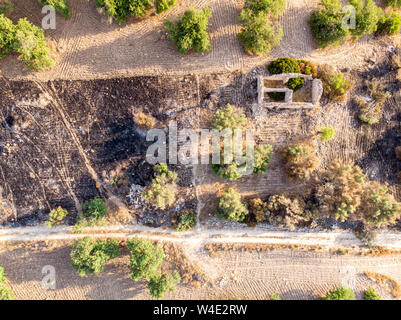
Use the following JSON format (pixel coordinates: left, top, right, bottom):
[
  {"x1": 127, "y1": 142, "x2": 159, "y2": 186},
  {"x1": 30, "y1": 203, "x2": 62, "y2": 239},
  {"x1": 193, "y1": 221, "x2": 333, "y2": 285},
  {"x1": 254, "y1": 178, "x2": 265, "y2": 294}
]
[
  {"x1": 0, "y1": 0, "x2": 391, "y2": 81},
  {"x1": 1, "y1": 240, "x2": 401, "y2": 300}
]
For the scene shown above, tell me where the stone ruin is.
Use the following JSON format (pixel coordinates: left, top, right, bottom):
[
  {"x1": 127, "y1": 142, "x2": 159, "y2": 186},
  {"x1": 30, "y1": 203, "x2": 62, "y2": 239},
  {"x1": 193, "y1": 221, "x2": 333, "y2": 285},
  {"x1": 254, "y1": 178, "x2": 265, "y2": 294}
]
[{"x1": 257, "y1": 73, "x2": 323, "y2": 110}]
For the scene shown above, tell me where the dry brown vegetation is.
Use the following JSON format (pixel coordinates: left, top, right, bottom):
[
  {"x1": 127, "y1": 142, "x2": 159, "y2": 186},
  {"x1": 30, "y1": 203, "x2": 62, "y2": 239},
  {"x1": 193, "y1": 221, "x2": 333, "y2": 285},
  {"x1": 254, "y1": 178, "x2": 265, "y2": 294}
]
[
  {"x1": 282, "y1": 139, "x2": 320, "y2": 182},
  {"x1": 364, "y1": 271, "x2": 401, "y2": 298},
  {"x1": 133, "y1": 110, "x2": 156, "y2": 130}
]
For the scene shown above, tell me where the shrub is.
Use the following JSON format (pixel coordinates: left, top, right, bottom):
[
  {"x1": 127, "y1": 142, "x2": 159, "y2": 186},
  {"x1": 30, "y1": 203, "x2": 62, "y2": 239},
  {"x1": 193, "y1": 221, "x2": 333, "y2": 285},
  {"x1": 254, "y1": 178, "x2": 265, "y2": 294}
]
[
  {"x1": 286, "y1": 77, "x2": 304, "y2": 91},
  {"x1": 175, "y1": 212, "x2": 197, "y2": 231},
  {"x1": 0, "y1": 266, "x2": 13, "y2": 300},
  {"x1": 349, "y1": 0, "x2": 383, "y2": 41},
  {"x1": 148, "y1": 271, "x2": 181, "y2": 299},
  {"x1": 14, "y1": 18, "x2": 54, "y2": 70},
  {"x1": 268, "y1": 58, "x2": 317, "y2": 77},
  {"x1": 217, "y1": 188, "x2": 249, "y2": 222},
  {"x1": 134, "y1": 110, "x2": 156, "y2": 130},
  {"x1": 164, "y1": 8, "x2": 212, "y2": 55},
  {"x1": 248, "y1": 198, "x2": 268, "y2": 224},
  {"x1": 359, "y1": 182, "x2": 401, "y2": 227},
  {"x1": 270, "y1": 293, "x2": 281, "y2": 300},
  {"x1": 38, "y1": 0, "x2": 70, "y2": 18},
  {"x1": 142, "y1": 164, "x2": 178, "y2": 210},
  {"x1": 70, "y1": 237, "x2": 120, "y2": 276},
  {"x1": 318, "y1": 65, "x2": 350, "y2": 101},
  {"x1": 323, "y1": 286, "x2": 355, "y2": 300},
  {"x1": 0, "y1": 14, "x2": 16, "y2": 59},
  {"x1": 238, "y1": 10, "x2": 283, "y2": 56},
  {"x1": 96, "y1": 0, "x2": 152, "y2": 23},
  {"x1": 155, "y1": 0, "x2": 176, "y2": 14},
  {"x1": 243, "y1": 0, "x2": 286, "y2": 17},
  {"x1": 364, "y1": 288, "x2": 381, "y2": 300},
  {"x1": 355, "y1": 80, "x2": 391, "y2": 125},
  {"x1": 0, "y1": 15, "x2": 53, "y2": 70},
  {"x1": 212, "y1": 104, "x2": 247, "y2": 131},
  {"x1": 316, "y1": 161, "x2": 366, "y2": 222},
  {"x1": 283, "y1": 141, "x2": 320, "y2": 182},
  {"x1": 0, "y1": 0, "x2": 12, "y2": 15},
  {"x1": 354, "y1": 224, "x2": 377, "y2": 247},
  {"x1": 387, "y1": 0, "x2": 401, "y2": 8},
  {"x1": 268, "y1": 57, "x2": 300, "y2": 74},
  {"x1": 127, "y1": 238, "x2": 164, "y2": 281},
  {"x1": 266, "y1": 194, "x2": 317, "y2": 230},
  {"x1": 253, "y1": 144, "x2": 274, "y2": 174},
  {"x1": 298, "y1": 60, "x2": 318, "y2": 77},
  {"x1": 211, "y1": 160, "x2": 245, "y2": 181},
  {"x1": 377, "y1": 11, "x2": 401, "y2": 35},
  {"x1": 74, "y1": 198, "x2": 108, "y2": 232},
  {"x1": 46, "y1": 206, "x2": 68, "y2": 228},
  {"x1": 308, "y1": 0, "x2": 349, "y2": 48},
  {"x1": 320, "y1": 125, "x2": 335, "y2": 142}
]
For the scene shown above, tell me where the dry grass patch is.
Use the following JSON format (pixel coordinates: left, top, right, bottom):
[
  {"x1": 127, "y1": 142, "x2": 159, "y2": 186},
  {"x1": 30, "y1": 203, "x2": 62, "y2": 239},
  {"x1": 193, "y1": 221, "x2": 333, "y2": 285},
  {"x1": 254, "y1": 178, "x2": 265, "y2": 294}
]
[{"x1": 364, "y1": 271, "x2": 401, "y2": 298}]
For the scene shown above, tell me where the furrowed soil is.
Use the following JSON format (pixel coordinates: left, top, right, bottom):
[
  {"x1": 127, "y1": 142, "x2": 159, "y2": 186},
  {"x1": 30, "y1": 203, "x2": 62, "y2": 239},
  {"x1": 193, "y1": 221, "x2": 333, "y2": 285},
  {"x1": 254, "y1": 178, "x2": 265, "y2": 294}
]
[
  {"x1": 0, "y1": 0, "x2": 390, "y2": 81},
  {"x1": 1, "y1": 241, "x2": 401, "y2": 300}
]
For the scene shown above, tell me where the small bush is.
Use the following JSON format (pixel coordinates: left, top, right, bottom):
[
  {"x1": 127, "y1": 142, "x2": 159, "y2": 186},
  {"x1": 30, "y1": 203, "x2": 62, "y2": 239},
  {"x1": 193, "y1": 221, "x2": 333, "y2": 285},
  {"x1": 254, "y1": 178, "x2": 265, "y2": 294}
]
[
  {"x1": 377, "y1": 11, "x2": 401, "y2": 35},
  {"x1": 217, "y1": 188, "x2": 249, "y2": 222},
  {"x1": 360, "y1": 182, "x2": 401, "y2": 227},
  {"x1": 286, "y1": 77, "x2": 304, "y2": 91},
  {"x1": 248, "y1": 198, "x2": 268, "y2": 224},
  {"x1": 355, "y1": 80, "x2": 391, "y2": 125},
  {"x1": 364, "y1": 288, "x2": 381, "y2": 300},
  {"x1": 0, "y1": 0, "x2": 12, "y2": 15},
  {"x1": 253, "y1": 144, "x2": 274, "y2": 174},
  {"x1": 175, "y1": 212, "x2": 197, "y2": 231},
  {"x1": 349, "y1": 0, "x2": 383, "y2": 41},
  {"x1": 387, "y1": 0, "x2": 401, "y2": 9},
  {"x1": 148, "y1": 271, "x2": 181, "y2": 299},
  {"x1": 134, "y1": 110, "x2": 156, "y2": 130},
  {"x1": 211, "y1": 160, "x2": 245, "y2": 181},
  {"x1": 38, "y1": 0, "x2": 70, "y2": 18},
  {"x1": 96, "y1": 0, "x2": 152, "y2": 23},
  {"x1": 316, "y1": 161, "x2": 366, "y2": 222},
  {"x1": 266, "y1": 194, "x2": 317, "y2": 230},
  {"x1": 0, "y1": 14, "x2": 16, "y2": 59},
  {"x1": 243, "y1": 0, "x2": 286, "y2": 17},
  {"x1": 14, "y1": 18, "x2": 54, "y2": 70},
  {"x1": 323, "y1": 286, "x2": 355, "y2": 300},
  {"x1": 128, "y1": 238, "x2": 164, "y2": 281},
  {"x1": 155, "y1": 0, "x2": 176, "y2": 14},
  {"x1": 74, "y1": 198, "x2": 108, "y2": 232},
  {"x1": 268, "y1": 57, "x2": 301, "y2": 74},
  {"x1": 320, "y1": 125, "x2": 335, "y2": 142},
  {"x1": 0, "y1": 266, "x2": 13, "y2": 300},
  {"x1": 164, "y1": 8, "x2": 212, "y2": 55},
  {"x1": 238, "y1": 10, "x2": 283, "y2": 56},
  {"x1": 283, "y1": 140, "x2": 320, "y2": 182},
  {"x1": 354, "y1": 224, "x2": 377, "y2": 247},
  {"x1": 70, "y1": 237, "x2": 120, "y2": 276},
  {"x1": 46, "y1": 206, "x2": 68, "y2": 228},
  {"x1": 142, "y1": 164, "x2": 178, "y2": 210},
  {"x1": 308, "y1": 0, "x2": 349, "y2": 49},
  {"x1": 270, "y1": 293, "x2": 281, "y2": 300},
  {"x1": 212, "y1": 104, "x2": 247, "y2": 131},
  {"x1": 318, "y1": 65, "x2": 350, "y2": 101}
]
